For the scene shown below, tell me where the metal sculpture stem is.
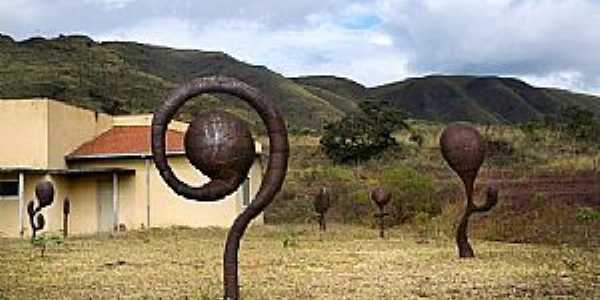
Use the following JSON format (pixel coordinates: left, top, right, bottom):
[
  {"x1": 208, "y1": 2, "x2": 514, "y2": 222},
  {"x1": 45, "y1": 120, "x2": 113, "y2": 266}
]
[
  {"x1": 27, "y1": 203, "x2": 43, "y2": 241},
  {"x1": 313, "y1": 188, "x2": 330, "y2": 232},
  {"x1": 317, "y1": 213, "x2": 326, "y2": 231},
  {"x1": 457, "y1": 185, "x2": 498, "y2": 258},
  {"x1": 456, "y1": 184, "x2": 475, "y2": 258},
  {"x1": 63, "y1": 198, "x2": 70, "y2": 239},
  {"x1": 223, "y1": 125, "x2": 287, "y2": 300},
  {"x1": 375, "y1": 207, "x2": 389, "y2": 239},
  {"x1": 151, "y1": 76, "x2": 288, "y2": 300}
]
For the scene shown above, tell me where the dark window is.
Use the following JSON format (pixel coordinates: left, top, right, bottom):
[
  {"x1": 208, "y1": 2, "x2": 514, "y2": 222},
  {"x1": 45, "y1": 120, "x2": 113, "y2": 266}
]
[{"x1": 0, "y1": 180, "x2": 19, "y2": 198}]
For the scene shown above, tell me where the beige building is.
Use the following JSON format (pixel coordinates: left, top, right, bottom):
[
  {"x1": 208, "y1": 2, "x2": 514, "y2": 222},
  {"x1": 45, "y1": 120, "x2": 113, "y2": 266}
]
[{"x1": 0, "y1": 99, "x2": 263, "y2": 238}]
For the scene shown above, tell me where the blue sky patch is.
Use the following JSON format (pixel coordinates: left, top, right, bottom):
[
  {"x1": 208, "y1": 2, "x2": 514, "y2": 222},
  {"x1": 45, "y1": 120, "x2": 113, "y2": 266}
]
[{"x1": 341, "y1": 15, "x2": 382, "y2": 30}]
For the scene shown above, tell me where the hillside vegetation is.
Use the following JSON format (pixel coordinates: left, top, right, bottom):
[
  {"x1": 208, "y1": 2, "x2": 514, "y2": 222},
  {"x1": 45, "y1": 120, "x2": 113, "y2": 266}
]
[{"x1": 2, "y1": 34, "x2": 600, "y2": 130}]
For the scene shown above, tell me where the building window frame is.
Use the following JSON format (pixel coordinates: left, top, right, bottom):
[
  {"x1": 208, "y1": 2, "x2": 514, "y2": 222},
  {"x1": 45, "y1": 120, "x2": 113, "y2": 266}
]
[{"x1": 0, "y1": 178, "x2": 20, "y2": 200}]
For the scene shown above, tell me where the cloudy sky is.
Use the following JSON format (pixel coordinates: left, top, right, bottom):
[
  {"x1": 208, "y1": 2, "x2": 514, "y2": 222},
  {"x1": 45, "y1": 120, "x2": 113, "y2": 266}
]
[{"x1": 1, "y1": 0, "x2": 599, "y2": 94}]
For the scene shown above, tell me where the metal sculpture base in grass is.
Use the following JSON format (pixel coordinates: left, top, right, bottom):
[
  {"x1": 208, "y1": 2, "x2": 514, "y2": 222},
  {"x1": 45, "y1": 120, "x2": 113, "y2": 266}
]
[
  {"x1": 151, "y1": 76, "x2": 289, "y2": 300},
  {"x1": 313, "y1": 188, "x2": 330, "y2": 231},
  {"x1": 63, "y1": 197, "x2": 70, "y2": 238},
  {"x1": 440, "y1": 122, "x2": 499, "y2": 258}
]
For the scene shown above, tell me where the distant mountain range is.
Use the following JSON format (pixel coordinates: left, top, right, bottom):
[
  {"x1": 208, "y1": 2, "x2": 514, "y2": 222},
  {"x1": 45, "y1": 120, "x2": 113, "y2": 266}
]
[{"x1": 2, "y1": 33, "x2": 599, "y2": 130}]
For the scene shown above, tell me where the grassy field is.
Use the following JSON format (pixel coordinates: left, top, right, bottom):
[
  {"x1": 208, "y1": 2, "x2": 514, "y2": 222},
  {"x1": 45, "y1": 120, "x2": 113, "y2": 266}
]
[
  {"x1": 2, "y1": 125, "x2": 600, "y2": 299},
  {"x1": 1, "y1": 225, "x2": 598, "y2": 299}
]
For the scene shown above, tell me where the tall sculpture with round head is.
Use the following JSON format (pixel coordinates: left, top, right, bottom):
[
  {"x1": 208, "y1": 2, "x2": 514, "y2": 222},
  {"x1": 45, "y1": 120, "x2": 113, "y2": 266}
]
[
  {"x1": 27, "y1": 181, "x2": 55, "y2": 240},
  {"x1": 440, "y1": 122, "x2": 499, "y2": 258},
  {"x1": 370, "y1": 187, "x2": 391, "y2": 238}
]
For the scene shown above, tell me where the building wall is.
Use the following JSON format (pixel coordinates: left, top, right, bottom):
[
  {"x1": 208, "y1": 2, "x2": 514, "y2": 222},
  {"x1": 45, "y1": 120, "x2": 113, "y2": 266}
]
[
  {"x1": 147, "y1": 157, "x2": 238, "y2": 228},
  {"x1": 63, "y1": 173, "x2": 136, "y2": 235},
  {"x1": 0, "y1": 99, "x2": 113, "y2": 170},
  {"x1": 46, "y1": 100, "x2": 113, "y2": 169},
  {"x1": 0, "y1": 161, "x2": 264, "y2": 238},
  {"x1": 0, "y1": 172, "x2": 138, "y2": 238},
  {"x1": 0, "y1": 173, "x2": 48, "y2": 238},
  {"x1": 112, "y1": 115, "x2": 189, "y2": 132},
  {"x1": 0, "y1": 173, "x2": 21, "y2": 237},
  {"x1": 0, "y1": 100, "x2": 49, "y2": 168},
  {"x1": 69, "y1": 156, "x2": 263, "y2": 231},
  {"x1": 64, "y1": 176, "x2": 99, "y2": 235},
  {"x1": 0, "y1": 99, "x2": 265, "y2": 237}
]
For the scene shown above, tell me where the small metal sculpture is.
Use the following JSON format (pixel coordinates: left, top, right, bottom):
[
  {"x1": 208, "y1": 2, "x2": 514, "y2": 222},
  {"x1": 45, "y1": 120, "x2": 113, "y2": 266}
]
[
  {"x1": 63, "y1": 197, "x2": 70, "y2": 238},
  {"x1": 151, "y1": 76, "x2": 289, "y2": 300},
  {"x1": 371, "y1": 187, "x2": 391, "y2": 239},
  {"x1": 440, "y1": 122, "x2": 499, "y2": 258},
  {"x1": 313, "y1": 188, "x2": 330, "y2": 231},
  {"x1": 27, "y1": 181, "x2": 55, "y2": 241}
]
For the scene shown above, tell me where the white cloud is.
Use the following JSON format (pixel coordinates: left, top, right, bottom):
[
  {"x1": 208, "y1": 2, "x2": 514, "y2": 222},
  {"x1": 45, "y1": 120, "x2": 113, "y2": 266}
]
[
  {"x1": 84, "y1": 0, "x2": 135, "y2": 9},
  {"x1": 374, "y1": 0, "x2": 600, "y2": 90},
  {"x1": 98, "y1": 16, "x2": 411, "y2": 86},
  {"x1": 521, "y1": 71, "x2": 600, "y2": 96},
  {"x1": 0, "y1": 1, "x2": 48, "y2": 31},
  {"x1": 1, "y1": 0, "x2": 600, "y2": 94}
]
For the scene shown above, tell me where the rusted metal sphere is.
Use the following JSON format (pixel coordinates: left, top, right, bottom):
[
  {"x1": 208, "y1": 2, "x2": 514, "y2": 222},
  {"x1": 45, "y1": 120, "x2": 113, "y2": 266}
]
[
  {"x1": 35, "y1": 181, "x2": 54, "y2": 208},
  {"x1": 313, "y1": 188, "x2": 330, "y2": 215},
  {"x1": 184, "y1": 110, "x2": 255, "y2": 184},
  {"x1": 370, "y1": 187, "x2": 391, "y2": 209},
  {"x1": 439, "y1": 122, "x2": 485, "y2": 187}
]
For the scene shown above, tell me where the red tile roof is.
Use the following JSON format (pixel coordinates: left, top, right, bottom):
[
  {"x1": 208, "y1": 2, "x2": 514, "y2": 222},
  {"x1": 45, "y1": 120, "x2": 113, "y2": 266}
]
[{"x1": 69, "y1": 126, "x2": 184, "y2": 158}]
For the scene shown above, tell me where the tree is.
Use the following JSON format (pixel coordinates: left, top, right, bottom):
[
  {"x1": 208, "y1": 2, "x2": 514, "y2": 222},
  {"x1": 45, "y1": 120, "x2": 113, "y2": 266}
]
[
  {"x1": 358, "y1": 101, "x2": 409, "y2": 133},
  {"x1": 320, "y1": 101, "x2": 409, "y2": 164},
  {"x1": 559, "y1": 105, "x2": 599, "y2": 143}
]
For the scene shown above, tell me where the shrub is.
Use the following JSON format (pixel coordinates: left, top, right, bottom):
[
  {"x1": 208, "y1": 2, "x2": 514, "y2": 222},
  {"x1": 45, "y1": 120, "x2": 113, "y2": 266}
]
[
  {"x1": 377, "y1": 165, "x2": 440, "y2": 224},
  {"x1": 32, "y1": 234, "x2": 64, "y2": 257},
  {"x1": 485, "y1": 138, "x2": 515, "y2": 157},
  {"x1": 519, "y1": 121, "x2": 546, "y2": 142},
  {"x1": 320, "y1": 101, "x2": 409, "y2": 164},
  {"x1": 320, "y1": 115, "x2": 396, "y2": 164}
]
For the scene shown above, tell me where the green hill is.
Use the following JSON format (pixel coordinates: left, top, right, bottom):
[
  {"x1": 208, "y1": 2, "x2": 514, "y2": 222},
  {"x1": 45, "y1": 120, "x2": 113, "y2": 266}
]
[
  {"x1": 366, "y1": 75, "x2": 600, "y2": 124},
  {"x1": 2, "y1": 33, "x2": 600, "y2": 128},
  {"x1": 0, "y1": 34, "x2": 344, "y2": 130}
]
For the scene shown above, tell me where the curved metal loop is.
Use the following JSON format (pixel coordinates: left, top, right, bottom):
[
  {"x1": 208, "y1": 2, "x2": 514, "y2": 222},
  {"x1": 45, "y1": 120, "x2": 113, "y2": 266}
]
[
  {"x1": 151, "y1": 76, "x2": 289, "y2": 205},
  {"x1": 152, "y1": 76, "x2": 289, "y2": 299}
]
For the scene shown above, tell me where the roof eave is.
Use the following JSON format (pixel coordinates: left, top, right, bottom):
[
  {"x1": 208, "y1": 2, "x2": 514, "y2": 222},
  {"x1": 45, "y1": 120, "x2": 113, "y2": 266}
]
[{"x1": 65, "y1": 151, "x2": 186, "y2": 161}]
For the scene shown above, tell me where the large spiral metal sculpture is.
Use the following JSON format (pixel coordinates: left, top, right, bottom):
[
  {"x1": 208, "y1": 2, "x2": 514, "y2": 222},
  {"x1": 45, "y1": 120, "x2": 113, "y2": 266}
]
[{"x1": 151, "y1": 76, "x2": 289, "y2": 300}]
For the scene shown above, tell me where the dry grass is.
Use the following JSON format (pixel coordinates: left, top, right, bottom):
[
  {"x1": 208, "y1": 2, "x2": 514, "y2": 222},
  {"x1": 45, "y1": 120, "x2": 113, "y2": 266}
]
[{"x1": 1, "y1": 225, "x2": 598, "y2": 299}]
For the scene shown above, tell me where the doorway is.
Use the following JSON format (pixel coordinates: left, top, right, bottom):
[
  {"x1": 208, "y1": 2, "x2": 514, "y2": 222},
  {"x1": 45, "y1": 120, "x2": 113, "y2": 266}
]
[{"x1": 97, "y1": 178, "x2": 114, "y2": 232}]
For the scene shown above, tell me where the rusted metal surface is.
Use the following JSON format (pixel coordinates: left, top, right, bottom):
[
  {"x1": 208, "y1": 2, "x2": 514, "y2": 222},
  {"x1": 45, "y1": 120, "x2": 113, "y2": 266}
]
[
  {"x1": 184, "y1": 110, "x2": 256, "y2": 189},
  {"x1": 440, "y1": 122, "x2": 499, "y2": 258},
  {"x1": 371, "y1": 187, "x2": 391, "y2": 238},
  {"x1": 63, "y1": 197, "x2": 70, "y2": 238},
  {"x1": 313, "y1": 188, "x2": 330, "y2": 231},
  {"x1": 27, "y1": 181, "x2": 55, "y2": 241},
  {"x1": 151, "y1": 76, "x2": 289, "y2": 300}
]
